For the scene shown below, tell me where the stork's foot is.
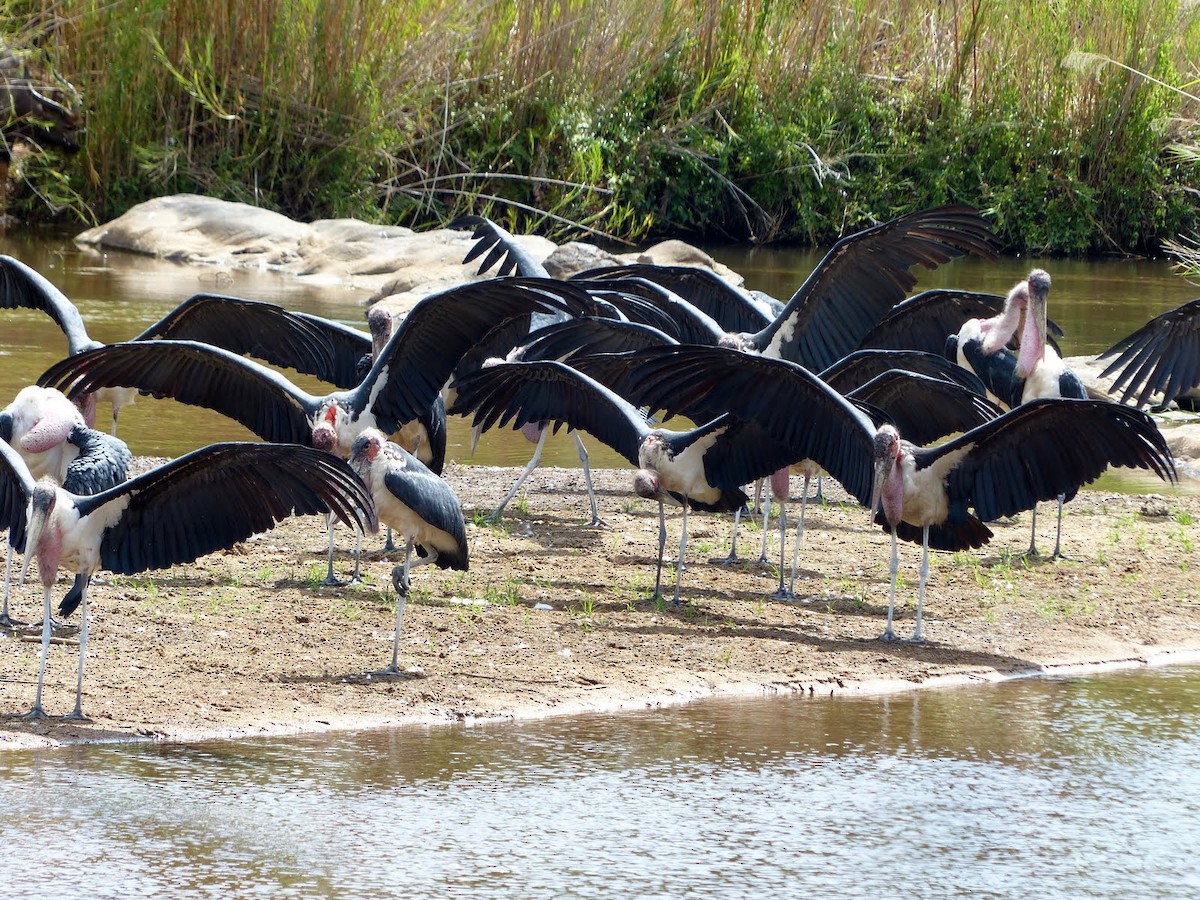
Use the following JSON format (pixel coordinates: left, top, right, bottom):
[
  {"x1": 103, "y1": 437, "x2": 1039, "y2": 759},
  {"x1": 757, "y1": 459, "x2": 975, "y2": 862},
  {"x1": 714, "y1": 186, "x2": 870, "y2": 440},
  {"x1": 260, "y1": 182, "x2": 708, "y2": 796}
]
[
  {"x1": 390, "y1": 567, "x2": 411, "y2": 597},
  {"x1": 64, "y1": 708, "x2": 90, "y2": 723},
  {"x1": 770, "y1": 587, "x2": 796, "y2": 602},
  {"x1": 579, "y1": 515, "x2": 609, "y2": 529},
  {"x1": 322, "y1": 572, "x2": 343, "y2": 587},
  {"x1": 19, "y1": 704, "x2": 47, "y2": 720},
  {"x1": 880, "y1": 627, "x2": 897, "y2": 642},
  {"x1": 0, "y1": 612, "x2": 24, "y2": 630},
  {"x1": 709, "y1": 549, "x2": 741, "y2": 565},
  {"x1": 27, "y1": 616, "x2": 76, "y2": 637}
]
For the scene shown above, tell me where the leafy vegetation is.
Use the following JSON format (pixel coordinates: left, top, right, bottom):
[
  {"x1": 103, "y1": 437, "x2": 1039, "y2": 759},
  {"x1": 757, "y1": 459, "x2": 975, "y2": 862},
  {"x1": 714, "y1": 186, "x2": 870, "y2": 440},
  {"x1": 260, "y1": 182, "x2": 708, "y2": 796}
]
[{"x1": 3, "y1": 0, "x2": 1198, "y2": 254}]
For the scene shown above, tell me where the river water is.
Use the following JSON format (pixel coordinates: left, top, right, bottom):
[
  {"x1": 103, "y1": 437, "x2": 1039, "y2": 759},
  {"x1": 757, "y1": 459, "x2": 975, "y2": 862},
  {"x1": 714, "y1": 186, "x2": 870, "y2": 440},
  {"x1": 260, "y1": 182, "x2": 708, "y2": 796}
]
[{"x1": 2, "y1": 663, "x2": 1199, "y2": 898}]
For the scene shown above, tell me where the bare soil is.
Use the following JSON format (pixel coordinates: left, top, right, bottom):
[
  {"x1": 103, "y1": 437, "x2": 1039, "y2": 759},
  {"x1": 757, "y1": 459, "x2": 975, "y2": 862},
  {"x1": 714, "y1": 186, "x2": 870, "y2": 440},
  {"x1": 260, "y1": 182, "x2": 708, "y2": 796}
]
[{"x1": 3, "y1": 463, "x2": 1199, "y2": 750}]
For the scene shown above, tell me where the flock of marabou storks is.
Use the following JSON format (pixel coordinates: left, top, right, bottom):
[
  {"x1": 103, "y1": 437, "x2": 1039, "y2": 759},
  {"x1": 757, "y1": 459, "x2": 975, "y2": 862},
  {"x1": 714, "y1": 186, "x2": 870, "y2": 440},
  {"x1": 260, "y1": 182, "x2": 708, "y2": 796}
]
[{"x1": 1, "y1": 205, "x2": 1194, "y2": 720}]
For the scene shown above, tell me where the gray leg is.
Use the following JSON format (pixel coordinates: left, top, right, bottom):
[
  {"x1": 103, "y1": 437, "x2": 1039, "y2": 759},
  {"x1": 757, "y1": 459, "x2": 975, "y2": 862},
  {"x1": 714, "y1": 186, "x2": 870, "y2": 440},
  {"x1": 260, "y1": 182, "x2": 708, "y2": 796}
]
[
  {"x1": 911, "y1": 527, "x2": 930, "y2": 642},
  {"x1": 489, "y1": 428, "x2": 547, "y2": 523},
  {"x1": 1025, "y1": 504, "x2": 1041, "y2": 559},
  {"x1": 0, "y1": 541, "x2": 20, "y2": 628},
  {"x1": 881, "y1": 529, "x2": 900, "y2": 641},
  {"x1": 757, "y1": 492, "x2": 772, "y2": 565},
  {"x1": 671, "y1": 501, "x2": 689, "y2": 607},
  {"x1": 24, "y1": 586, "x2": 53, "y2": 718},
  {"x1": 651, "y1": 500, "x2": 667, "y2": 602},
  {"x1": 323, "y1": 512, "x2": 341, "y2": 585},
  {"x1": 384, "y1": 541, "x2": 414, "y2": 673},
  {"x1": 713, "y1": 507, "x2": 742, "y2": 564},
  {"x1": 1050, "y1": 493, "x2": 1068, "y2": 560},
  {"x1": 573, "y1": 431, "x2": 607, "y2": 528},
  {"x1": 786, "y1": 475, "x2": 811, "y2": 599},
  {"x1": 350, "y1": 526, "x2": 363, "y2": 583},
  {"x1": 67, "y1": 582, "x2": 91, "y2": 720},
  {"x1": 770, "y1": 501, "x2": 793, "y2": 600}
]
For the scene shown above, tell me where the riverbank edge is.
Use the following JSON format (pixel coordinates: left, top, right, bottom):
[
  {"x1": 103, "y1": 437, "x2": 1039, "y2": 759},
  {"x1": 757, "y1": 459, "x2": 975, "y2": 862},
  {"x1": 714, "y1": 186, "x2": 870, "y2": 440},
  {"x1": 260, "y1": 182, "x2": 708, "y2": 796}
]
[{"x1": 5, "y1": 644, "x2": 1200, "y2": 753}]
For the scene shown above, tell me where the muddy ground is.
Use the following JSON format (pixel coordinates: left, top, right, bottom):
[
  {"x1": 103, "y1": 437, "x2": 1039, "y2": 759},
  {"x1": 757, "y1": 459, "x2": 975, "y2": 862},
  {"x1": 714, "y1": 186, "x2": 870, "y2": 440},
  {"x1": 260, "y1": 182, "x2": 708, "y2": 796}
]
[{"x1": 2, "y1": 463, "x2": 1199, "y2": 750}]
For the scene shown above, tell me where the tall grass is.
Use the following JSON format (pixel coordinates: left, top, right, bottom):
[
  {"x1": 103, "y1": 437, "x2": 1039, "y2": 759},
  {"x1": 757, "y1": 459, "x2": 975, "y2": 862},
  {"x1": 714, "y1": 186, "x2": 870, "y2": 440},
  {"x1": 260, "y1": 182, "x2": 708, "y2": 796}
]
[{"x1": 3, "y1": 0, "x2": 1198, "y2": 254}]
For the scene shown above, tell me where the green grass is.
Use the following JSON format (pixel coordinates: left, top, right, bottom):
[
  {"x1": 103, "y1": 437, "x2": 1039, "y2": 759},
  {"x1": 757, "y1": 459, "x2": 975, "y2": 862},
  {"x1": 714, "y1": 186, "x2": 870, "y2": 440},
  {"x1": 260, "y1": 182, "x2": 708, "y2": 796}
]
[{"x1": 6, "y1": 0, "x2": 1198, "y2": 254}]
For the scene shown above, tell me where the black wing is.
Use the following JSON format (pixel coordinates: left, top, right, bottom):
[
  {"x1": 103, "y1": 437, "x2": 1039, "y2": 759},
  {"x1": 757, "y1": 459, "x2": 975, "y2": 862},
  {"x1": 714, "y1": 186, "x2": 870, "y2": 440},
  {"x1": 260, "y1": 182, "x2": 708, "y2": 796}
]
[
  {"x1": 449, "y1": 215, "x2": 551, "y2": 278},
  {"x1": 820, "y1": 348, "x2": 988, "y2": 396},
  {"x1": 522, "y1": 318, "x2": 679, "y2": 363},
  {"x1": 845, "y1": 370, "x2": 1004, "y2": 445},
  {"x1": 857, "y1": 288, "x2": 1064, "y2": 355},
  {"x1": 38, "y1": 340, "x2": 321, "y2": 444},
  {"x1": 572, "y1": 263, "x2": 774, "y2": 334},
  {"x1": 358, "y1": 277, "x2": 598, "y2": 432},
  {"x1": 134, "y1": 293, "x2": 370, "y2": 388},
  {"x1": 747, "y1": 205, "x2": 1002, "y2": 370},
  {"x1": 75, "y1": 442, "x2": 377, "y2": 575},
  {"x1": 0, "y1": 254, "x2": 101, "y2": 355},
  {"x1": 602, "y1": 345, "x2": 880, "y2": 504},
  {"x1": 448, "y1": 360, "x2": 653, "y2": 467},
  {"x1": 919, "y1": 398, "x2": 1176, "y2": 525},
  {"x1": 1096, "y1": 297, "x2": 1200, "y2": 408}
]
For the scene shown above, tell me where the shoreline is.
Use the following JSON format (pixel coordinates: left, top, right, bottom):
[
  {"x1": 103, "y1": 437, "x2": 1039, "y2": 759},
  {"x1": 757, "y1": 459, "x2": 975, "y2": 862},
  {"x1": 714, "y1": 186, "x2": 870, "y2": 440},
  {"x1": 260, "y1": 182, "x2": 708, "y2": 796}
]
[
  {"x1": 6, "y1": 643, "x2": 1200, "y2": 753},
  {"x1": 3, "y1": 464, "x2": 1200, "y2": 751}
]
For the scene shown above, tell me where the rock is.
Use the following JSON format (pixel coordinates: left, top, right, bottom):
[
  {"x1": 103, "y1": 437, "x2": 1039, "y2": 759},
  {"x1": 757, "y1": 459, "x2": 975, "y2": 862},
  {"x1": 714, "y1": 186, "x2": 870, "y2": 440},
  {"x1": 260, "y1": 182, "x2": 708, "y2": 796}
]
[
  {"x1": 542, "y1": 241, "x2": 623, "y2": 279},
  {"x1": 76, "y1": 194, "x2": 644, "y2": 316}
]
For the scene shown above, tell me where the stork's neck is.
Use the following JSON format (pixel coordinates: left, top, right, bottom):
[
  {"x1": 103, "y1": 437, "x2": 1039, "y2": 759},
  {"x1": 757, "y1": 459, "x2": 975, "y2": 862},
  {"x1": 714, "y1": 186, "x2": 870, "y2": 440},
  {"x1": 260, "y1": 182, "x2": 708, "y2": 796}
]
[{"x1": 882, "y1": 453, "x2": 906, "y2": 528}]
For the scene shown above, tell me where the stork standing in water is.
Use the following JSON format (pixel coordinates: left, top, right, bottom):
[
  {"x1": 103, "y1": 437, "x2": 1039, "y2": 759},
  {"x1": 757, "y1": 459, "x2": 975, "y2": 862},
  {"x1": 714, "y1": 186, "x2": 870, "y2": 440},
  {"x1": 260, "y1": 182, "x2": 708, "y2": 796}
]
[
  {"x1": 948, "y1": 269, "x2": 1088, "y2": 557},
  {"x1": 349, "y1": 428, "x2": 468, "y2": 673},
  {"x1": 601, "y1": 344, "x2": 1175, "y2": 640},
  {"x1": 1, "y1": 440, "x2": 377, "y2": 719}
]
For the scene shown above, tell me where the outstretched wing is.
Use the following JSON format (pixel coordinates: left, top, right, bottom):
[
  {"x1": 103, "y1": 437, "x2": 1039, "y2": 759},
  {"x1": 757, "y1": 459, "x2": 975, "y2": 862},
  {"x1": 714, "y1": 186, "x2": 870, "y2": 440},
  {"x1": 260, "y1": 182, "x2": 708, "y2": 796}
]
[
  {"x1": 919, "y1": 398, "x2": 1176, "y2": 524},
  {"x1": 75, "y1": 442, "x2": 377, "y2": 574},
  {"x1": 599, "y1": 345, "x2": 880, "y2": 505},
  {"x1": 136, "y1": 293, "x2": 370, "y2": 388},
  {"x1": 846, "y1": 370, "x2": 1004, "y2": 444},
  {"x1": 38, "y1": 340, "x2": 321, "y2": 444},
  {"x1": 748, "y1": 205, "x2": 1002, "y2": 369},
  {"x1": 449, "y1": 215, "x2": 551, "y2": 278},
  {"x1": 448, "y1": 359, "x2": 652, "y2": 467},
  {"x1": 1096, "y1": 297, "x2": 1200, "y2": 409},
  {"x1": 0, "y1": 254, "x2": 101, "y2": 355}
]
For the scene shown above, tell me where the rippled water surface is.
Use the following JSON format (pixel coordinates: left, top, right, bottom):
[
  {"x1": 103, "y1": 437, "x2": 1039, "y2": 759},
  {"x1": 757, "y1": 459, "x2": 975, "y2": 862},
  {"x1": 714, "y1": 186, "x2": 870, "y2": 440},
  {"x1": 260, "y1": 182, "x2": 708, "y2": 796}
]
[{"x1": 3, "y1": 664, "x2": 1200, "y2": 898}]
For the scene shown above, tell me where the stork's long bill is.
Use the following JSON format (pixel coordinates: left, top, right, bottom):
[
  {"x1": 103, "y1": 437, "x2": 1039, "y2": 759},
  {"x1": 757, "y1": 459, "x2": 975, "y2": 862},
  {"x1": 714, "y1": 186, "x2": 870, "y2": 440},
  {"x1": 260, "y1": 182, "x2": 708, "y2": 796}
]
[
  {"x1": 1015, "y1": 269, "x2": 1051, "y2": 380},
  {"x1": 19, "y1": 483, "x2": 57, "y2": 587}
]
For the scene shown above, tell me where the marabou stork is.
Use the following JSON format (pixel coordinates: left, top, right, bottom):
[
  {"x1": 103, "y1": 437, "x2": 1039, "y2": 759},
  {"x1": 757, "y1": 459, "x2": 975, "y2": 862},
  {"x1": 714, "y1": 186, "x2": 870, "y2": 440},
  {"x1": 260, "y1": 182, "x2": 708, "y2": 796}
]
[
  {"x1": 349, "y1": 428, "x2": 468, "y2": 673},
  {"x1": 579, "y1": 348, "x2": 1003, "y2": 600},
  {"x1": 576, "y1": 205, "x2": 1002, "y2": 372},
  {"x1": 1095, "y1": 296, "x2": 1200, "y2": 411},
  {"x1": 598, "y1": 344, "x2": 1175, "y2": 640},
  {"x1": 948, "y1": 269, "x2": 1089, "y2": 557},
  {"x1": 0, "y1": 386, "x2": 130, "y2": 629},
  {"x1": 449, "y1": 218, "x2": 630, "y2": 527},
  {"x1": 0, "y1": 440, "x2": 377, "y2": 719},
  {"x1": 37, "y1": 277, "x2": 583, "y2": 582},
  {"x1": 447, "y1": 357, "x2": 875, "y2": 606}
]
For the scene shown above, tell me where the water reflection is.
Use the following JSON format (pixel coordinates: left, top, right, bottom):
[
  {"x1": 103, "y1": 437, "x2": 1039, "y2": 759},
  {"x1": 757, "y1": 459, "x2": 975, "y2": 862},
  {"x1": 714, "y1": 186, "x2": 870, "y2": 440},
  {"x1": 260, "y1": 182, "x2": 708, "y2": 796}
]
[{"x1": 2, "y1": 665, "x2": 1199, "y2": 897}]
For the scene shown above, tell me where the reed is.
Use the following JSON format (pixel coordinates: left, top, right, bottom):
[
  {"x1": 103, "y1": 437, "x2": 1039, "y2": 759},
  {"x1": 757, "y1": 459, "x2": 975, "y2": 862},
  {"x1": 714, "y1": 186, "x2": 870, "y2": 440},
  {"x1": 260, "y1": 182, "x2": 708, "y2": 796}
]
[{"x1": 2, "y1": 0, "x2": 1197, "y2": 254}]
